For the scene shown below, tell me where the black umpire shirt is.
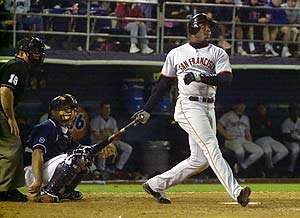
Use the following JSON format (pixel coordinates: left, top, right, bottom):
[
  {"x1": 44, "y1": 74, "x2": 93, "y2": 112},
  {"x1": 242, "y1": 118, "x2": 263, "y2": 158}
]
[{"x1": 0, "y1": 57, "x2": 30, "y2": 111}]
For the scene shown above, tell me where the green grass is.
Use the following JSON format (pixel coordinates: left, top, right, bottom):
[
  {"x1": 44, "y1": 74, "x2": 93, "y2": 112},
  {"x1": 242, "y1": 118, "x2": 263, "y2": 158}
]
[
  {"x1": 74, "y1": 183, "x2": 300, "y2": 193},
  {"x1": 20, "y1": 183, "x2": 300, "y2": 194}
]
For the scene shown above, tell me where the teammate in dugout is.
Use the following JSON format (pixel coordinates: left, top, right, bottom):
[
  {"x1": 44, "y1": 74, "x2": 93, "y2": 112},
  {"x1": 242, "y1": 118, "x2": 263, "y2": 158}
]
[
  {"x1": 0, "y1": 37, "x2": 45, "y2": 202},
  {"x1": 132, "y1": 13, "x2": 251, "y2": 206},
  {"x1": 24, "y1": 94, "x2": 120, "y2": 203}
]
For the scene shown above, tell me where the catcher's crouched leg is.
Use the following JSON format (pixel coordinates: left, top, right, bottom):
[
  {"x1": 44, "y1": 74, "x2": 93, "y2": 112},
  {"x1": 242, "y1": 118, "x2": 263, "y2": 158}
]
[
  {"x1": 61, "y1": 171, "x2": 87, "y2": 201},
  {"x1": 39, "y1": 156, "x2": 86, "y2": 203}
]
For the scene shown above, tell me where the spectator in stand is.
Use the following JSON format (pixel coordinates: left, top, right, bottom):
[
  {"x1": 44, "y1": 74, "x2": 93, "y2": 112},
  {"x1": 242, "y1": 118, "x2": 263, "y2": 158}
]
[
  {"x1": 266, "y1": 0, "x2": 292, "y2": 57},
  {"x1": 217, "y1": 100, "x2": 264, "y2": 176},
  {"x1": 250, "y1": 104, "x2": 288, "y2": 175},
  {"x1": 90, "y1": 102, "x2": 133, "y2": 173},
  {"x1": 237, "y1": 0, "x2": 271, "y2": 55},
  {"x1": 163, "y1": 0, "x2": 192, "y2": 49},
  {"x1": 115, "y1": 2, "x2": 153, "y2": 54},
  {"x1": 281, "y1": 0, "x2": 300, "y2": 57},
  {"x1": 5, "y1": 0, "x2": 50, "y2": 49},
  {"x1": 5, "y1": 0, "x2": 41, "y2": 31},
  {"x1": 281, "y1": 104, "x2": 300, "y2": 177},
  {"x1": 212, "y1": 0, "x2": 234, "y2": 50},
  {"x1": 72, "y1": 1, "x2": 88, "y2": 51},
  {"x1": 140, "y1": 3, "x2": 155, "y2": 33}
]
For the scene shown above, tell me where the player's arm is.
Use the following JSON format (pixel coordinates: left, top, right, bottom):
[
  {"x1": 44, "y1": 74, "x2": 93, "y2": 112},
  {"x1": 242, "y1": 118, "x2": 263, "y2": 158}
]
[
  {"x1": 245, "y1": 129, "x2": 253, "y2": 142},
  {"x1": 0, "y1": 86, "x2": 19, "y2": 136},
  {"x1": 90, "y1": 118, "x2": 105, "y2": 143},
  {"x1": 132, "y1": 49, "x2": 176, "y2": 123},
  {"x1": 131, "y1": 74, "x2": 175, "y2": 124},
  {"x1": 28, "y1": 149, "x2": 44, "y2": 194},
  {"x1": 184, "y1": 71, "x2": 233, "y2": 87},
  {"x1": 217, "y1": 122, "x2": 235, "y2": 140},
  {"x1": 144, "y1": 75, "x2": 175, "y2": 112},
  {"x1": 283, "y1": 131, "x2": 300, "y2": 142},
  {"x1": 184, "y1": 50, "x2": 233, "y2": 86},
  {"x1": 216, "y1": 122, "x2": 226, "y2": 136},
  {"x1": 27, "y1": 124, "x2": 53, "y2": 194}
]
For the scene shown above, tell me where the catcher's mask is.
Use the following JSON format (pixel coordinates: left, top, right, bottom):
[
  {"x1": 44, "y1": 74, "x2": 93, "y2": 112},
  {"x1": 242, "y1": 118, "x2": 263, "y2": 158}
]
[
  {"x1": 16, "y1": 37, "x2": 45, "y2": 66},
  {"x1": 49, "y1": 94, "x2": 79, "y2": 127},
  {"x1": 188, "y1": 13, "x2": 217, "y2": 35}
]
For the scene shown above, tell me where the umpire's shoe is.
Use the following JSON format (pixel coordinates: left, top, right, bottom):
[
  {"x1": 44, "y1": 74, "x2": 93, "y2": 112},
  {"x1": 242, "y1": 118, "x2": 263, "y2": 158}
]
[
  {"x1": 237, "y1": 186, "x2": 251, "y2": 207},
  {"x1": 142, "y1": 183, "x2": 171, "y2": 204},
  {"x1": 0, "y1": 189, "x2": 27, "y2": 202}
]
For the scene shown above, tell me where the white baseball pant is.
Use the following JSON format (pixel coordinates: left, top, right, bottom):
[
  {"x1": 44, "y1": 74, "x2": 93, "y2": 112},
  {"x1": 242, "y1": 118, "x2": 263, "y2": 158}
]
[
  {"x1": 284, "y1": 142, "x2": 300, "y2": 172},
  {"x1": 255, "y1": 136, "x2": 289, "y2": 169},
  {"x1": 225, "y1": 138, "x2": 264, "y2": 169},
  {"x1": 24, "y1": 154, "x2": 67, "y2": 187},
  {"x1": 147, "y1": 98, "x2": 243, "y2": 200}
]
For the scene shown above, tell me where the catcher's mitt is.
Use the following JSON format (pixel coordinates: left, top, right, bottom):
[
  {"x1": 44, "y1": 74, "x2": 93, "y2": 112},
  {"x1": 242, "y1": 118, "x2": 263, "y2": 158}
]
[{"x1": 100, "y1": 143, "x2": 118, "y2": 163}]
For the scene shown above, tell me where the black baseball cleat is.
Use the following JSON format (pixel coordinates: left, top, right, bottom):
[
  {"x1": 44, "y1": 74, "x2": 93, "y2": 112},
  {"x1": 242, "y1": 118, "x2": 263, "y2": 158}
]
[
  {"x1": 237, "y1": 186, "x2": 251, "y2": 207},
  {"x1": 142, "y1": 183, "x2": 171, "y2": 204},
  {"x1": 62, "y1": 190, "x2": 83, "y2": 201},
  {"x1": 1, "y1": 189, "x2": 28, "y2": 202}
]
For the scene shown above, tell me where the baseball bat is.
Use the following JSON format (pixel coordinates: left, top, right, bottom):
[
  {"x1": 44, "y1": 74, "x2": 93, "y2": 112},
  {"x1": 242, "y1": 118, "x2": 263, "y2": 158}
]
[
  {"x1": 90, "y1": 114, "x2": 144, "y2": 154},
  {"x1": 108, "y1": 114, "x2": 143, "y2": 142}
]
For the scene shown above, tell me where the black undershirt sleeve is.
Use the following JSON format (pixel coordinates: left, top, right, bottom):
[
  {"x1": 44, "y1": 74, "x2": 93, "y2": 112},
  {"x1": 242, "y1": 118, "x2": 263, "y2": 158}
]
[
  {"x1": 200, "y1": 71, "x2": 233, "y2": 87},
  {"x1": 143, "y1": 75, "x2": 175, "y2": 112}
]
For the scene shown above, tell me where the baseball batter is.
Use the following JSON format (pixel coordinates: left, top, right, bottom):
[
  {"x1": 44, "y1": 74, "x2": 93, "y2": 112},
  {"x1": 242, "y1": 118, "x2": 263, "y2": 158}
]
[{"x1": 133, "y1": 13, "x2": 251, "y2": 206}]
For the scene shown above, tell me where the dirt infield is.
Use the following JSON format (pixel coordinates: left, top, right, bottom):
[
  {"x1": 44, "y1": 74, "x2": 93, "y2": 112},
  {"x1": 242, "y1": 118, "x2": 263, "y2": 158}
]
[{"x1": 1, "y1": 192, "x2": 299, "y2": 218}]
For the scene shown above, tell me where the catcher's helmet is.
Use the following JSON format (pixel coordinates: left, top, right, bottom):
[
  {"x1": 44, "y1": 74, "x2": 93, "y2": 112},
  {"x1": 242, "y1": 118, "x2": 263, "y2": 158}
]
[
  {"x1": 16, "y1": 37, "x2": 45, "y2": 65},
  {"x1": 49, "y1": 94, "x2": 79, "y2": 126},
  {"x1": 188, "y1": 13, "x2": 217, "y2": 35}
]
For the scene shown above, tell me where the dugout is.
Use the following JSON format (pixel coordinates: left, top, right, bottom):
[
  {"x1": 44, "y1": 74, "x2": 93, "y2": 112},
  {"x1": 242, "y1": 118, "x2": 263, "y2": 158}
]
[{"x1": 0, "y1": 53, "x2": 300, "y2": 178}]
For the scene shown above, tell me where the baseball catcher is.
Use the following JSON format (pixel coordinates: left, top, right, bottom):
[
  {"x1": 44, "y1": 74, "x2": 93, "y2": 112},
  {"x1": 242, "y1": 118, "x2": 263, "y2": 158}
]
[{"x1": 24, "y1": 94, "x2": 123, "y2": 203}]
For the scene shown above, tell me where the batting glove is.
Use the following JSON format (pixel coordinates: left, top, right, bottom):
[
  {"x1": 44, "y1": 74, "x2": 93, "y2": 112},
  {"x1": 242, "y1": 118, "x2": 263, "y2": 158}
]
[
  {"x1": 131, "y1": 109, "x2": 150, "y2": 124},
  {"x1": 183, "y1": 72, "x2": 202, "y2": 85}
]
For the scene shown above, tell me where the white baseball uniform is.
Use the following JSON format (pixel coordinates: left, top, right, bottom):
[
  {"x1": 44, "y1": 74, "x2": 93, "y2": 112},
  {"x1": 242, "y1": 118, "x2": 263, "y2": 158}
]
[
  {"x1": 281, "y1": 117, "x2": 300, "y2": 172},
  {"x1": 24, "y1": 154, "x2": 68, "y2": 187},
  {"x1": 218, "y1": 111, "x2": 264, "y2": 169},
  {"x1": 90, "y1": 115, "x2": 133, "y2": 170},
  {"x1": 147, "y1": 43, "x2": 244, "y2": 200}
]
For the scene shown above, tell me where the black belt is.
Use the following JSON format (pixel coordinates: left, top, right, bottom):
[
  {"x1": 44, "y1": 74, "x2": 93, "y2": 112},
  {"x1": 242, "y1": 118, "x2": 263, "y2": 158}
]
[{"x1": 188, "y1": 96, "x2": 215, "y2": 103}]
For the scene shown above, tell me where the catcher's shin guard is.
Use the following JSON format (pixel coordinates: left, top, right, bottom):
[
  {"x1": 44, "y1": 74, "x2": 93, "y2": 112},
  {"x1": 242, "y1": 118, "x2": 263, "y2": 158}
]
[
  {"x1": 64, "y1": 170, "x2": 87, "y2": 194},
  {"x1": 42, "y1": 161, "x2": 81, "y2": 201}
]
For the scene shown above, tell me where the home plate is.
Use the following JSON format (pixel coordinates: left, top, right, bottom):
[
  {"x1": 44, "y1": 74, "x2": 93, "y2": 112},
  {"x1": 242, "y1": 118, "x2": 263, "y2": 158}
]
[{"x1": 221, "y1": 202, "x2": 261, "y2": 205}]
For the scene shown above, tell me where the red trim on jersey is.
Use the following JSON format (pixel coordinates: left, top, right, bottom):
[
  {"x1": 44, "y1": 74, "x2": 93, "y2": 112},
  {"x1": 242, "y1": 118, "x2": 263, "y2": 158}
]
[
  {"x1": 179, "y1": 99, "x2": 233, "y2": 197},
  {"x1": 160, "y1": 73, "x2": 177, "y2": 79},
  {"x1": 217, "y1": 70, "x2": 232, "y2": 75}
]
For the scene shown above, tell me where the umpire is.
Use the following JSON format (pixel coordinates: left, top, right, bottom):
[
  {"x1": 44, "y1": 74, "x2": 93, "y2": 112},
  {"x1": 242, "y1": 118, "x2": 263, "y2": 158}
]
[{"x1": 0, "y1": 37, "x2": 45, "y2": 202}]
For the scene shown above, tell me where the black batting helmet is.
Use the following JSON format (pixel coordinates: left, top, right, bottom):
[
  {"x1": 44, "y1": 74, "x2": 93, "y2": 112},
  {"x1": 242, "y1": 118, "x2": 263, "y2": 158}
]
[
  {"x1": 188, "y1": 13, "x2": 217, "y2": 35},
  {"x1": 16, "y1": 37, "x2": 45, "y2": 65}
]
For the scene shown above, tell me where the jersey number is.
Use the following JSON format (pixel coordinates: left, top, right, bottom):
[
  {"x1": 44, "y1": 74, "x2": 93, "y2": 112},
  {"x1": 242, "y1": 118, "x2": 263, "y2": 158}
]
[
  {"x1": 8, "y1": 74, "x2": 18, "y2": 86},
  {"x1": 75, "y1": 114, "x2": 85, "y2": 130}
]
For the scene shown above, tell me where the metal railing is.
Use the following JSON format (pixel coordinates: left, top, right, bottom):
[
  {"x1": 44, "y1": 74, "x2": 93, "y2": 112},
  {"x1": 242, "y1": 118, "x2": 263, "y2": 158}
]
[{"x1": 0, "y1": 0, "x2": 299, "y2": 55}]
